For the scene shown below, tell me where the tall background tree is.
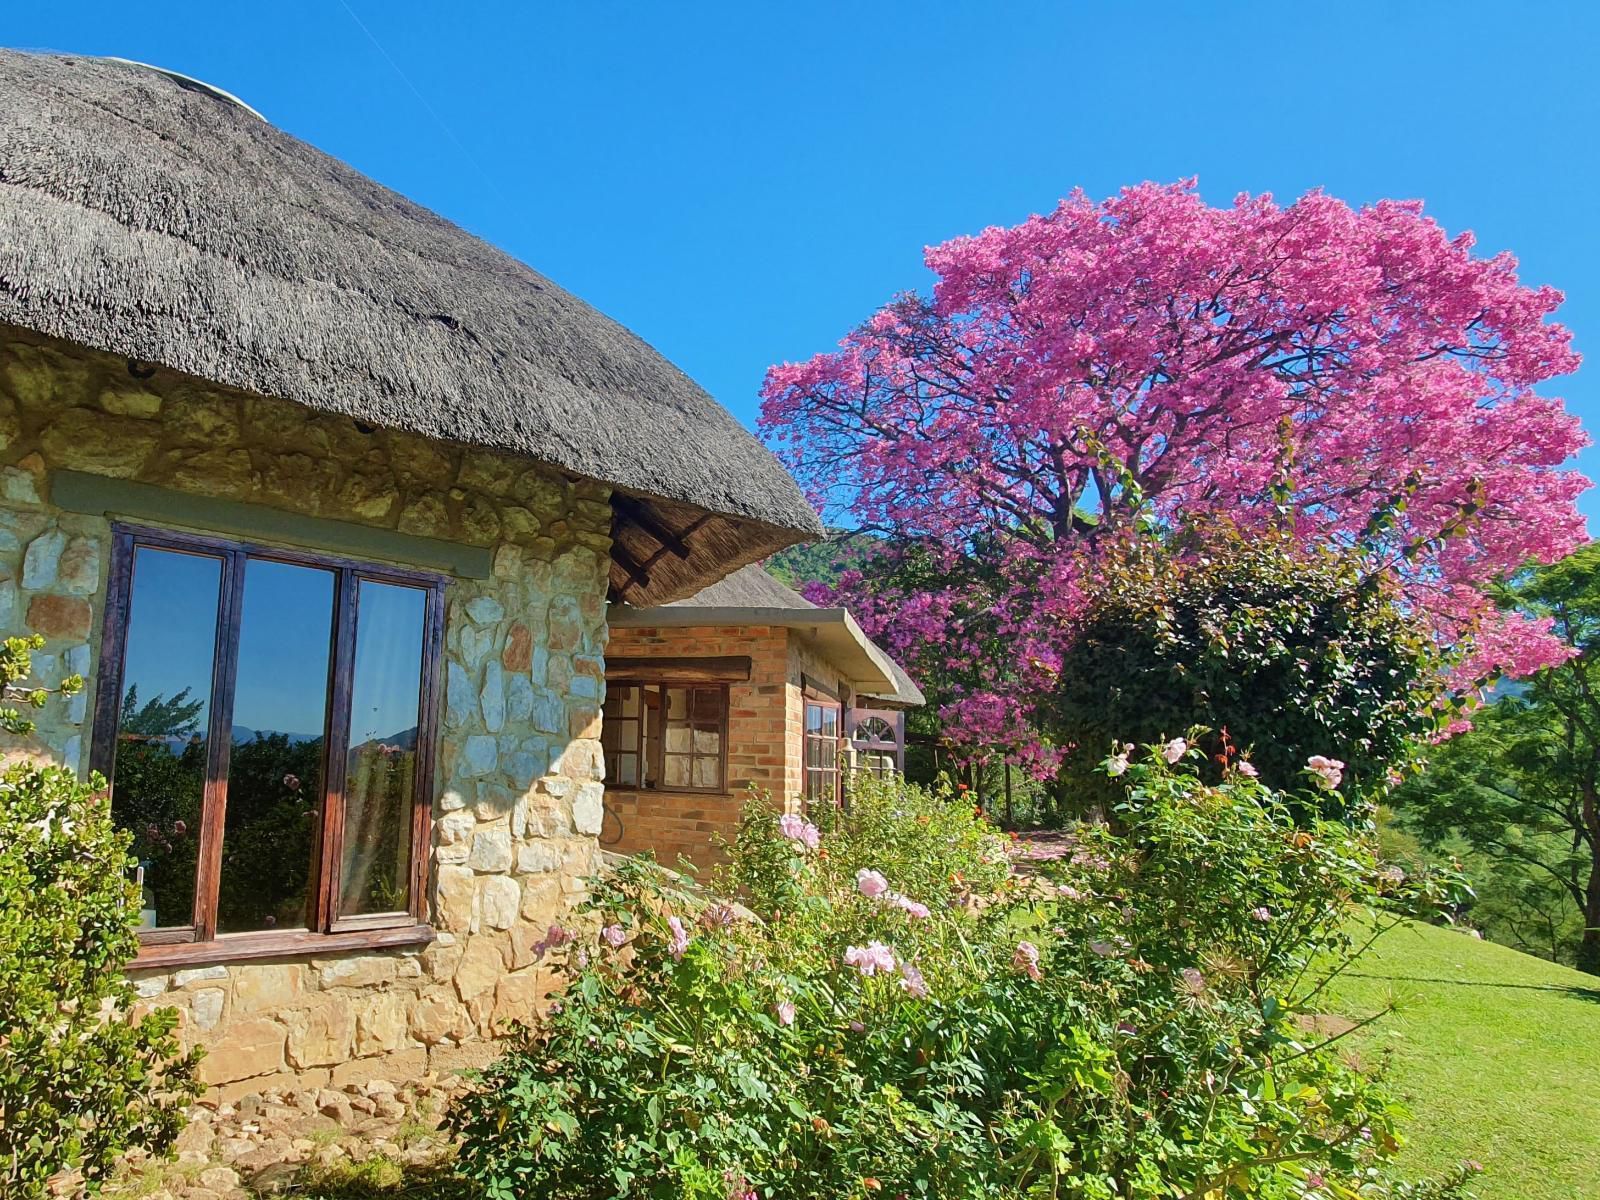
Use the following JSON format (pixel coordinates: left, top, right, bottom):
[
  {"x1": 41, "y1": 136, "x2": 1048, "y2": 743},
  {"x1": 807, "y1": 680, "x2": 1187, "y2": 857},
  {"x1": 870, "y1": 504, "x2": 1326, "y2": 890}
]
[
  {"x1": 1394, "y1": 543, "x2": 1600, "y2": 974},
  {"x1": 762, "y1": 181, "x2": 1587, "y2": 776}
]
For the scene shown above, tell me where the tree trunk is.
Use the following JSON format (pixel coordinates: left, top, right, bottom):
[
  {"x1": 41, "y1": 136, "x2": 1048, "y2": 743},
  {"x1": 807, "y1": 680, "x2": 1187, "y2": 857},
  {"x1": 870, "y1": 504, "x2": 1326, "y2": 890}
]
[{"x1": 1578, "y1": 783, "x2": 1600, "y2": 976}]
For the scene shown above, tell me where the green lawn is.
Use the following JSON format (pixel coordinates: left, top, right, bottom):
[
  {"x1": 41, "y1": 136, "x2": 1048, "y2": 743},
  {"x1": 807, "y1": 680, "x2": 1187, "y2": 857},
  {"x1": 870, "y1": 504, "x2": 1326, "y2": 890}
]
[{"x1": 1326, "y1": 917, "x2": 1600, "y2": 1200}]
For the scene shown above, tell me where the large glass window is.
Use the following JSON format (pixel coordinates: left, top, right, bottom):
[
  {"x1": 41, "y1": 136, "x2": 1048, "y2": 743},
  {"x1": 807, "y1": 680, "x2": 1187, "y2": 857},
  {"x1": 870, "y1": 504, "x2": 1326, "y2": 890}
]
[
  {"x1": 602, "y1": 683, "x2": 726, "y2": 793},
  {"x1": 94, "y1": 525, "x2": 444, "y2": 954}
]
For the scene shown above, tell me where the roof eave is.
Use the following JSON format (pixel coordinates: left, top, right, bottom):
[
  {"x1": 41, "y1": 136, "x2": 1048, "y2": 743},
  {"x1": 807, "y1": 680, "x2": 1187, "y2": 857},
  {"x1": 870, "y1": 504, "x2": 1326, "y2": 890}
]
[{"x1": 607, "y1": 603, "x2": 899, "y2": 695}]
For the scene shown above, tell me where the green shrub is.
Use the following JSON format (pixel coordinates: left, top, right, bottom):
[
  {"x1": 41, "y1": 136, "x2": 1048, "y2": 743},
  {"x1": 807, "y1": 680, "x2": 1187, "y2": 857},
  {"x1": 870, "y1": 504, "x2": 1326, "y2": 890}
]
[
  {"x1": 0, "y1": 639, "x2": 203, "y2": 1196},
  {"x1": 448, "y1": 765, "x2": 1476, "y2": 1199},
  {"x1": 1049, "y1": 521, "x2": 1448, "y2": 816},
  {"x1": 713, "y1": 775, "x2": 1013, "y2": 916}
]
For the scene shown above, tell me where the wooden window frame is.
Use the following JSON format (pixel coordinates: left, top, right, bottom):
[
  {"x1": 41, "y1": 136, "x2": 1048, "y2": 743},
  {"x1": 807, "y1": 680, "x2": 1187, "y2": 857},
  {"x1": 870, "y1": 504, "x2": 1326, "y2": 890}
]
[
  {"x1": 601, "y1": 680, "x2": 729, "y2": 795},
  {"x1": 803, "y1": 693, "x2": 844, "y2": 806},
  {"x1": 92, "y1": 523, "x2": 446, "y2": 967}
]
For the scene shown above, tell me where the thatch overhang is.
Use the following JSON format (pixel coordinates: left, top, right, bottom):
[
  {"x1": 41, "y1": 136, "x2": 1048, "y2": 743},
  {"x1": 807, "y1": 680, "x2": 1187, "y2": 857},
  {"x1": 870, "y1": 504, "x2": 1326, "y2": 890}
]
[
  {"x1": 0, "y1": 51, "x2": 821, "y2": 604},
  {"x1": 608, "y1": 564, "x2": 926, "y2": 707}
]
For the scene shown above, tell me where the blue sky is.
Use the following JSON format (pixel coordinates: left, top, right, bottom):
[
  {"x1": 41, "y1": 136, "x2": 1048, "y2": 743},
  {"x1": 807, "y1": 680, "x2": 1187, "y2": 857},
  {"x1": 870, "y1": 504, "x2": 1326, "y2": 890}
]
[{"x1": 9, "y1": 2, "x2": 1600, "y2": 520}]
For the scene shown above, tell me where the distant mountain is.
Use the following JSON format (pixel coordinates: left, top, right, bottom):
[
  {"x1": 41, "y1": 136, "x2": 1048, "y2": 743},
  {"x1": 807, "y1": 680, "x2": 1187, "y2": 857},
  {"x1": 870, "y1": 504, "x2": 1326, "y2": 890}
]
[
  {"x1": 351, "y1": 726, "x2": 418, "y2": 753},
  {"x1": 231, "y1": 725, "x2": 323, "y2": 746},
  {"x1": 766, "y1": 530, "x2": 882, "y2": 590}
]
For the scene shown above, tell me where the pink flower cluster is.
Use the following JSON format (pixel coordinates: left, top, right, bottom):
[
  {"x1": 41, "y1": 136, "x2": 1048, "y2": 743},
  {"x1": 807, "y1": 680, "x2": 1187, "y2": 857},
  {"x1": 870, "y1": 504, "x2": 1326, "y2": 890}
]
[
  {"x1": 842, "y1": 941, "x2": 931, "y2": 998},
  {"x1": 855, "y1": 868, "x2": 930, "y2": 918},
  {"x1": 843, "y1": 941, "x2": 896, "y2": 976},
  {"x1": 779, "y1": 813, "x2": 821, "y2": 850},
  {"x1": 667, "y1": 916, "x2": 690, "y2": 960},
  {"x1": 1306, "y1": 755, "x2": 1345, "y2": 790}
]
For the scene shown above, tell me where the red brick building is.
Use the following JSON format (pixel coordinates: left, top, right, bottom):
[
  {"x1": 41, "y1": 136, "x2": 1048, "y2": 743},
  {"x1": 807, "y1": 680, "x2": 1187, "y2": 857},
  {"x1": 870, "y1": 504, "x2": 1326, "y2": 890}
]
[{"x1": 601, "y1": 565, "x2": 922, "y2": 869}]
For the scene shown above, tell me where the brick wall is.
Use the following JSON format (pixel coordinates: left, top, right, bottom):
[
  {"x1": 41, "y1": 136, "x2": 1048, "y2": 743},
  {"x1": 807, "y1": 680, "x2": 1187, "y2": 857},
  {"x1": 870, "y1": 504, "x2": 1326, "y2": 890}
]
[
  {"x1": 602, "y1": 623, "x2": 855, "y2": 870},
  {"x1": 602, "y1": 624, "x2": 796, "y2": 871}
]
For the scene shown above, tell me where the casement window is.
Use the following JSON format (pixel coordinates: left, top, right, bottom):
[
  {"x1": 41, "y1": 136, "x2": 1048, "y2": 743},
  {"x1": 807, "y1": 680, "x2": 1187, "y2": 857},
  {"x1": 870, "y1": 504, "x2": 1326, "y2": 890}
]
[
  {"x1": 850, "y1": 710, "x2": 903, "y2": 777},
  {"x1": 601, "y1": 683, "x2": 728, "y2": 792},
  {"x1": 803, "y1": 694, "x2": 843, "y2": 805},
  {"x1": 91, "y1": 525, "x2": 445, "y2": 966}
]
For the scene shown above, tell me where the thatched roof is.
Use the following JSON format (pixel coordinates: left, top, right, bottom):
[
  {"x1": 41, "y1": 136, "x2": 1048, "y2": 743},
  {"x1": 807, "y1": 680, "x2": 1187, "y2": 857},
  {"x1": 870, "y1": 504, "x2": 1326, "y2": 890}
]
[
  {"x1": 612, "y1": 564, "x2": 925, "y2": 707},
  {"x1": 0, "y1": 51, "x2": 821, "y2": 603}
]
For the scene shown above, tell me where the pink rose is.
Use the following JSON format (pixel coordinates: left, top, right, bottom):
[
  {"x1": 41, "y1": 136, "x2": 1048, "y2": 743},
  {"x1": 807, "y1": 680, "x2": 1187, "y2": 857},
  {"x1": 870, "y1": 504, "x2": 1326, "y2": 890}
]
[
  {"x1": 898, "y1": 961, "x2": 929, "y2": 998},
  {"x1": 843, "y1": 941, "x2": 896, "y2": 976},
  {"x1": 667, "y1": 915, "x2": 690, "y2": 960},
  {"x1": 855, "y1": 868, "x2": 890, "y2": 899},
  {"x1": 778, "y1": 813, "x2": 821, "y2": 849},
  {"x1": 1306, "y1": 755, "x2": 1345, "y2": 789}
]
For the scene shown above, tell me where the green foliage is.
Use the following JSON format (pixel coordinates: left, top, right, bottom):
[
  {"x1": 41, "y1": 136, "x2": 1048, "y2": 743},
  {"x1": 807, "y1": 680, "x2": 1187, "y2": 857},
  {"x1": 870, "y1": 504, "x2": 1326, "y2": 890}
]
[
  {"x1": 0, "y1": 762, "x2": 204, "y2": 1195},
  {"x1": 0, "y1": 634, "x2": 82, "y2": 736},
  {"x1": 1050, "y1": 522, "x2": 1448, "y2": 817},
  {"x1": 447, "y1": 765, "x2": 1473, "y2": 1199},
  {"x1": 1392, "y1": 540, "x2": 1600, "y2": 973},
  {"x1": 0, "y1": 650, "x2": 202, "y2": 1196},
  {"x1": 713, "y1": 775, "x2": 1012, "y2": 915},
  {"x1": 763, "y1": 532, "x2": 879, "y2": 592}
]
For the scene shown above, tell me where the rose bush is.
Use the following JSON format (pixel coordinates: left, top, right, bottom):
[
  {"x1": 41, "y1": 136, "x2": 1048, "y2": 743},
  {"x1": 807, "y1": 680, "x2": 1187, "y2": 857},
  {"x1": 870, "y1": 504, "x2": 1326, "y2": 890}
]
[{"x1": 449, "y1": 762, "x2": 1478, "y2": 1199}]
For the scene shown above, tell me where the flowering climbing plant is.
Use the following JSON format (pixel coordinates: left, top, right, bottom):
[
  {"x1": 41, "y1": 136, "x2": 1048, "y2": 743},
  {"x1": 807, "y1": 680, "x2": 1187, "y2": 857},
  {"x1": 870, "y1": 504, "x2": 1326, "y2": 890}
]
[
  {"x1": 761, "y1": 181, "x2": 1589, "y2": 768},
  {"x1": 448, "y1": 770, "x2": 1479, "y2": 1199}
]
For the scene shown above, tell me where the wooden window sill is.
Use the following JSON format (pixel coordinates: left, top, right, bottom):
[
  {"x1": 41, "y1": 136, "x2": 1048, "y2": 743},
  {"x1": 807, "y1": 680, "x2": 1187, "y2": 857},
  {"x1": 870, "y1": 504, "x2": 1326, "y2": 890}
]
[{"x1": 133, "y1": 923, "x2": 436, "y2": 970}]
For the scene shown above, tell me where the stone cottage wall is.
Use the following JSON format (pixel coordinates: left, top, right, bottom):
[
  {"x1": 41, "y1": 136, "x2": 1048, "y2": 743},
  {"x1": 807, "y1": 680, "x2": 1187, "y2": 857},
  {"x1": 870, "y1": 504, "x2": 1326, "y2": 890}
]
[
  {"x1": 601, "y1": 624, "x2": 793, "y2": 870},
  {"x1": 0, "y1": 334, "x2": 611, "y2": 1096}
]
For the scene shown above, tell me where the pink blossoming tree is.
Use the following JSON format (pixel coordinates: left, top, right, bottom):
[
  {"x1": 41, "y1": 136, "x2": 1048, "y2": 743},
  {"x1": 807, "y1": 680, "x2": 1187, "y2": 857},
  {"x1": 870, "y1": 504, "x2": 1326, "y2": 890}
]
[{"x1": 761, "y1": 181, "x2": 1588, "y2": 769}]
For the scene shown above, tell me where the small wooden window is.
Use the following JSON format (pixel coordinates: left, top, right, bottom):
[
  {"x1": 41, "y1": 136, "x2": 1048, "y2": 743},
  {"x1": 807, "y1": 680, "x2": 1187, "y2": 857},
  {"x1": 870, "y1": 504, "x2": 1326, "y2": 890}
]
[
  {"x1": 804, "y1": 696, "x2": 843, "y2": 805},
  {"x1": 602, "y1": 682, "x2": 728, "y2": 793},
  {"x1": 92, "y1": 525, "x2": 445, "y2": 965}
]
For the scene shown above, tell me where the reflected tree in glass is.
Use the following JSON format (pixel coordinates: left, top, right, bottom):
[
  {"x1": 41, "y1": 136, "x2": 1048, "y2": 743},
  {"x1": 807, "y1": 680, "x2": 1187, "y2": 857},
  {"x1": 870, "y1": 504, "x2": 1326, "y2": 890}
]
[
  {"x1": 109, "y1": 548, "x2": 221, "y2": 930},
  {"x1": 215, "y1": 559, "x2": 336, "y2": 933}
]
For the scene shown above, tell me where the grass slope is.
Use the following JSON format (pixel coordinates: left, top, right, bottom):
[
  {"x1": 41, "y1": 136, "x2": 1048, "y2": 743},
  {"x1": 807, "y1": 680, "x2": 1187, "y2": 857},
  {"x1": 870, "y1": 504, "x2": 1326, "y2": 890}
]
[{"x1": 1327, "y1": 917, "x2": 1600, "y2": 1200}]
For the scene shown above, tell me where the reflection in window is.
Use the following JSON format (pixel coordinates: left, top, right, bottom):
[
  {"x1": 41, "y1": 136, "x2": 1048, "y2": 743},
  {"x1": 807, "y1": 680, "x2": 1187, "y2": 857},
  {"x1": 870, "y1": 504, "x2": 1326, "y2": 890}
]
[
  {"x1": 98, "y1": 527, "x2": 443, "y2": 949},
  {"x1": 111, "y1": 547, "x2": 221, "y2": 930},
  {"x1": 340, "y1": 581, "x2": 426, "y2": 918},
  {"x1": 662, "y1": 686, "x2": 723, "y2": 790},
  {"x1": 216, "y1": 559, "x2": 334, "y2": 934},
  {"x1": 601, "y1": 683, "x2": 726, "y2": 793},
  {"x1": 850, "y1": 711, "x2": 903, "y2": 779}
]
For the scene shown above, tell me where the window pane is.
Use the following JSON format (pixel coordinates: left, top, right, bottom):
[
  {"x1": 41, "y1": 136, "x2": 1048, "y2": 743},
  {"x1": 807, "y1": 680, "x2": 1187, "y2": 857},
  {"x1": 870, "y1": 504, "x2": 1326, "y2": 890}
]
[
  {"x1": 692, "y1": 757, "x2": 719, "y2": 789},
  {"x1": 663, "y1": 754, "x2": 691, "y2": 787},
  {"x1": 612, "y1": 751, "x2": 639, "y2": 786},
  {"x1": 111, "y1": 547, "x2": 222, "y2": 931},
  {"x1": 216, "y1": 559, "x2": 334, "y2": 934},
  {"x1": 340, "y1": 581, "x2": 426, "y2": 917}
]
